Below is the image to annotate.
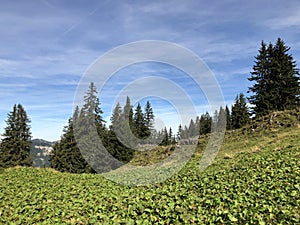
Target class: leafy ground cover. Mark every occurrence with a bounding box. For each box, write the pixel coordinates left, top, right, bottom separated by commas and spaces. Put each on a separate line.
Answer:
0, 147, 299, 224
0, 110, 299, 224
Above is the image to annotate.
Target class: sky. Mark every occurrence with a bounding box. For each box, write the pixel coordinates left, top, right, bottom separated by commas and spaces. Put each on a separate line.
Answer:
0, 0, 300, 141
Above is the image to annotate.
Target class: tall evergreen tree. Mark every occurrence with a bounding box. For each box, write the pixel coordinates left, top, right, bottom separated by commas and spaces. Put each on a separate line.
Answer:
199, 112, 212, 135
231, 93, 250, 129
225, 105, 232, 130
124, 96, 134, 126
50, 115, 94, 173
217, 106, 227, 132
106, 103, 135, 163
110, 102, 122, 129
144, 101, 154, 137
133, 103, 147, 139
81, 82, 106, 134
248, 41, 270, 116
248, 38, 300, 116
168, 127, 173, 141
188, 119, 196, 137
123, 96, 134, 137
74, 82, 116, 173
195, 116, 200, 135
0, 104, 32, 168
271, 38, 300, 109
160, 127, 170, 146
113, 98, 137, 149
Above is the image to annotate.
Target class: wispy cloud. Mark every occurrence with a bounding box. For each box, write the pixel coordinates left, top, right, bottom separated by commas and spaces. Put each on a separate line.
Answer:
264, 6, 300, 30
0, 0, 299, 140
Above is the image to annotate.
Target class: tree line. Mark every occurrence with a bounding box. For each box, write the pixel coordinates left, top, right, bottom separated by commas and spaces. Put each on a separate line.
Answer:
0, 38, 299, 172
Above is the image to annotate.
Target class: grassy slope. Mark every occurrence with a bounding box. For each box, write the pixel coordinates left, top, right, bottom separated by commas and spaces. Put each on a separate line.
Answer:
0, 109, 299, 224
215, 109, 300, 160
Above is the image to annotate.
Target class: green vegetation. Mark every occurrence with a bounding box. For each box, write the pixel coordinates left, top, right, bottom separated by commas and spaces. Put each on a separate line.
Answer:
0, 109, 299, 224
214, 108, 300, 160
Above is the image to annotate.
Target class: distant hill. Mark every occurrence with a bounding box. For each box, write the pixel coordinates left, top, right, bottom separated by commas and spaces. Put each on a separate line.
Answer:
31, 139, 56, 168
31, 139, 57, 147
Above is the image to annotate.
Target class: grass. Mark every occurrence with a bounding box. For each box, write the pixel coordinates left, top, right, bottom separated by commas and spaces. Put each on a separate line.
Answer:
214, 109, 300, 160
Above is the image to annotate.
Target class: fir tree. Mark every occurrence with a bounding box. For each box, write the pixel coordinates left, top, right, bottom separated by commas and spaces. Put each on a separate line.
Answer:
217, 106, 227, 132
123, 96, 134, 138
106, 103, 135, 163
124, 96, 134, 127
271, 38, 300, 109
248, 38, 300, 116
248, 41, 270, 116
133, 103, 147, 139
188, 119, 196, 137
74, 82, 117, 173
110, 102, 122, 129
0, 104, 32, 168
231, 93, 250, 129
115, 97, 147, 149
199, 112, 212, 135
168, 127, 173, 141
225, 105, 232, 130
50, 115, 94, 173
144, 101, 154, 137
160, 127, 169, 146
81, 82, 106, 135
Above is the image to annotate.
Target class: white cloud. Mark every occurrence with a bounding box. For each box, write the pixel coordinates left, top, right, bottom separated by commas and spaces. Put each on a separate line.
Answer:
265, 7, 300, 29
1, 0, 300, 140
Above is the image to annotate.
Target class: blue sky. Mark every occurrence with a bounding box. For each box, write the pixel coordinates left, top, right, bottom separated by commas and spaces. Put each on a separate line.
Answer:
0, 0, 300, 141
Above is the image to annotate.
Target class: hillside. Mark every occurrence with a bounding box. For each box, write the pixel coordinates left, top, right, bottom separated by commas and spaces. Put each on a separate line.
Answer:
31, 139, 55, 168
0, 109, 299, 224
128, 108, 300, 166
215, 108, 300, 159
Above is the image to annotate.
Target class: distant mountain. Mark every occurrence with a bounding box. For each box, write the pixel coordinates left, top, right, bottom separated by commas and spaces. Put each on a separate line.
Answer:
31, 138, 57, 147
31, 139, 56, 168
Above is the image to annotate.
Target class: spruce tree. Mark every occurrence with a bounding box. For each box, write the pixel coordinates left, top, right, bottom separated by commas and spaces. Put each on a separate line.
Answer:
74, 82, 117, 173
133, 103, 147, 139
225, 105, 232, 130
248, 41, 270, 116
110, 102, 122, 130
188, 119, 196, 137
81, 82, 106, 135
106, 103, 135, 163
123, 96, 134, 139
160, 127, 169, 146
124, 96, 134, 128
114, 97, 140, 149
248, 38, 300, 116
0, 104, 32, 168
168, 127, 173, 142
271, 38, 300, 109
199, 112, 212, 135
50, 116, 93, 173
231, 93, 250, 129
144, 101, 154, 137
195, 116, 200, 135
217, 106, 227, 132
